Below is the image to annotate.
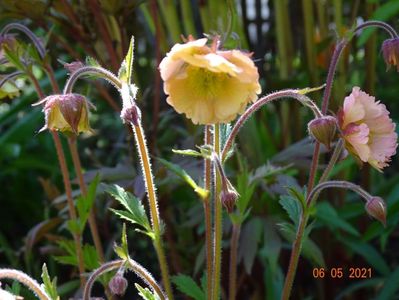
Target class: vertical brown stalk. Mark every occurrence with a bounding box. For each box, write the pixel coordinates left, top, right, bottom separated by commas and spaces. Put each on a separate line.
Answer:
52, 132, 86, 286
68, 138, 105, 263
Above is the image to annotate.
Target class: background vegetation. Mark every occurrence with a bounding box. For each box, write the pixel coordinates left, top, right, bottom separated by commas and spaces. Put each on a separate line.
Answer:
1, 0, 399, 299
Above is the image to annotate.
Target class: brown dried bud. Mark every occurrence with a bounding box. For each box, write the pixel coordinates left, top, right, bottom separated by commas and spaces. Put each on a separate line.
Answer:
365, 197, 387, 227
63, 61, 85, 74
108, 274, 128, 296
308, 115, 337, 150
35, 93, 94, 135
220, 187, 239, 213
382, 38, 399, 72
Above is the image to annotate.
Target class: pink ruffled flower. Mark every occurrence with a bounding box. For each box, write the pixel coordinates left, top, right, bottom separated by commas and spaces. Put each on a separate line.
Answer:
338, 87, 398, 171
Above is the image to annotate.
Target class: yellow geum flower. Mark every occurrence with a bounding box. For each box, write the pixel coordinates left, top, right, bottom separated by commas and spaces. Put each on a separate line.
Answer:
159, 38, 261, 125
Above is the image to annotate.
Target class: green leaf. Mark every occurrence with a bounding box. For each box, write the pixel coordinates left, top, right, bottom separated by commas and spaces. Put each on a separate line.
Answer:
41, 264, 59, 300
279, 195, 302, 227
114, 223, 129, 260
375, 267, 399, 300
118, 36, 135, 84
76, 174, 100, 233
135, 283, 159, 300
2, 44, 25, 71
315, 202, 360, 236
172, 274, 205, 300
157, 158, 209, 200
105, 184, 151, 232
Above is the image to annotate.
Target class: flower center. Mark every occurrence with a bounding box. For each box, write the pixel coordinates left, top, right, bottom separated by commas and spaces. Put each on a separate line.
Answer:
186, 66, 229, 99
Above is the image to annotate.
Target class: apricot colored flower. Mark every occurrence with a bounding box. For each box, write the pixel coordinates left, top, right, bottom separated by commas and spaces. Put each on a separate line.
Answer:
36, 93, 93, 135
338, 87, 397, 171
159, 38, 261, 124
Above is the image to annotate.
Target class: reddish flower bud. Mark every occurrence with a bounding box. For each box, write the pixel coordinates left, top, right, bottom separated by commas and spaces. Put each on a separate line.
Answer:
108, 273, 128, 296
381, 38, 399, 72
35, 93, 93, 135
365, 197, 387, 227
220, 187, 239, 213
308, 115, 337, 150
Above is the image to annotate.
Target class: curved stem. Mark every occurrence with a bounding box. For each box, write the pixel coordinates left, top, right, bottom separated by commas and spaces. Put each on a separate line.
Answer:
228, 224, 241, 300
354, 20, 398, 38
83, 259, 167, 300
0, 71, 23, 88
0, 23, 46, 58
203, 125, 213, 299
131, 122, 174, 300
221, 90, 322, 161
211, 124, 222, 300
0, 269, 51, 300
63, 66, 122, 94
307, 180, 372, 207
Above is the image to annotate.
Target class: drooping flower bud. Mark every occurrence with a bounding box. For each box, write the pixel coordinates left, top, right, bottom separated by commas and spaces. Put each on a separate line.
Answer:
108, 272, 128, 296
381, 38, 399, 72
308, 115, 337, 150
365, 197, 387, 227
220, 187, 239, 213
35, 94, 94, 135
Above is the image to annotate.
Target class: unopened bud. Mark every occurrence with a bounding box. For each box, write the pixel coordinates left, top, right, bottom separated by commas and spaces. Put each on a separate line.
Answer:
108, 273, 128, 296
308, 116, 337, 150
365, 197, 387, 227
121, 104, 141, 126
35, 93, 94, 135
220, 187, 239, 213
0, 287, 18, 300
381, 38, 399, 72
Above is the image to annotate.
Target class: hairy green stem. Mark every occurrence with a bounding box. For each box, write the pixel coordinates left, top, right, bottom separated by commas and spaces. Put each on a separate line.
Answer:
131, 122, 174, 300
0, 269, 51, 300
319, 139, 344, 184
211, 124, 222, 300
